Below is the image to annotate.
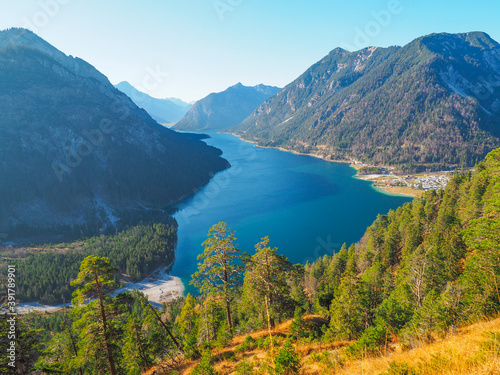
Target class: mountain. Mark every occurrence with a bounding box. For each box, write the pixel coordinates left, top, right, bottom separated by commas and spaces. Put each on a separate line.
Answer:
114, 81, 191, 124
173, 83, 281, 132
230, 32, 500, 170
0, 28, 229, 238
165, 97, 192, 107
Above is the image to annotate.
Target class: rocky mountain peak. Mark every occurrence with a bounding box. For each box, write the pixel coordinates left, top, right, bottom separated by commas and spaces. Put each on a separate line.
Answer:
0, 27, 109, 85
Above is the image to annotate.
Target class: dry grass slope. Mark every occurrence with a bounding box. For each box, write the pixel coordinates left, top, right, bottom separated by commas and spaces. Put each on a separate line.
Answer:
145, 316, 500, 375
333, 317, 500, 375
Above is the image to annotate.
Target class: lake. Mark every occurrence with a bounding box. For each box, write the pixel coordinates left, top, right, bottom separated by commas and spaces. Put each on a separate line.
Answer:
172, 133, 412, 294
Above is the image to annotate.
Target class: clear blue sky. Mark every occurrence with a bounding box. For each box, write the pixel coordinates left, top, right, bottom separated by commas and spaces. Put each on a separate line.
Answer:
0, 0, 498, 102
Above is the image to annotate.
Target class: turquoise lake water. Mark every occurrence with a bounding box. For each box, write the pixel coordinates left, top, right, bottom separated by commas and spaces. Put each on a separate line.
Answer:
172, 133, 412, 293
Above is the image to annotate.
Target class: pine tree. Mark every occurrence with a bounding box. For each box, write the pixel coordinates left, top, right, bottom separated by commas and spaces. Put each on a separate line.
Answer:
122, 313, 153, 374
274, 338, 301, 374
177, 293, 198, 338
178, 294, 201, 360
35, 321, 82, 374
329, 273, 367, 340
191, 222, 243, 333
242, 236, 293, 329
70, 255, 124, 375
198, 294, 224, 344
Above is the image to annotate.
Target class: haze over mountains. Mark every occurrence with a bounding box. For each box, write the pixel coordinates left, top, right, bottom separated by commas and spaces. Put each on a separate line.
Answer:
173, 83, 281, 131
0, 28, 229, 238
230, 32, 500, 170
115, 81, 191, 124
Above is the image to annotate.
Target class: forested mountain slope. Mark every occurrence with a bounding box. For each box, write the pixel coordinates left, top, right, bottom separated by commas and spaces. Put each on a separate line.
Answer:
304, 145, 500, 348
0, 28, 229, 238
230, 32, 500, 170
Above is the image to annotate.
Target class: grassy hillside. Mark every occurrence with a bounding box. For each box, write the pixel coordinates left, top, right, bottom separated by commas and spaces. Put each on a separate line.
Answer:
159, 315, 500, 374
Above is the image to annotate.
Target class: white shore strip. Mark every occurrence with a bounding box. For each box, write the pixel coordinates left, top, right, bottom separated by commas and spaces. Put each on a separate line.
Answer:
16, 302, 71, 314
113, 266, 185, 304
17, 265, 185, 314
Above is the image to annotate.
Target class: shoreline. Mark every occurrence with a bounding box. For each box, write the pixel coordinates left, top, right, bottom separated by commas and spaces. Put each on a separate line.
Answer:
351, 173, 423, 198
225, 132, 354, 164
225, 132, 420, 198
113, 265, 185, 304
368, 183, 422, 198
17, 264, 185, 314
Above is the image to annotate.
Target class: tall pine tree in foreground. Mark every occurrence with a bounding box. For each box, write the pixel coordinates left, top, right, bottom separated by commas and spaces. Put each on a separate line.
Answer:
191, 222, 243, 333
70, 256, 124, 375
242, 236, 294, 329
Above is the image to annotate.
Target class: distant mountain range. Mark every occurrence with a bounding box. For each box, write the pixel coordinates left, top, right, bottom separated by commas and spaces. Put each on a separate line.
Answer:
229, 32, 500, 170
173, 83, 281, 132
0, 28, 229, 239
114, 81, 191, 124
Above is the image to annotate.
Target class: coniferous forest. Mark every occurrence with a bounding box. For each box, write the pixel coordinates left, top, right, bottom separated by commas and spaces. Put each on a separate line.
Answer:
0, 221, 177, 305
2, 146, 500, 374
